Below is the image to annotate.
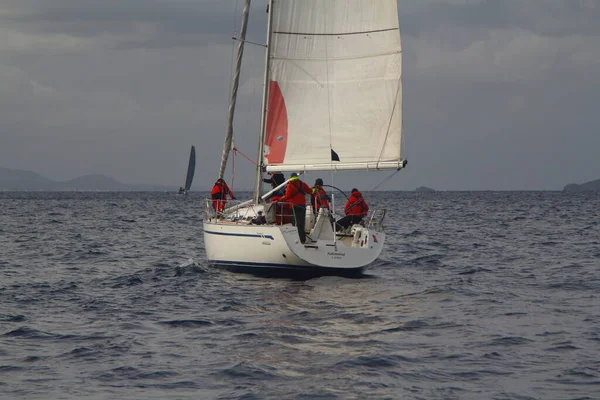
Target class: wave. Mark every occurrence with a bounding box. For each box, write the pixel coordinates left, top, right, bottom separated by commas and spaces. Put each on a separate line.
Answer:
158, 319, 214, 328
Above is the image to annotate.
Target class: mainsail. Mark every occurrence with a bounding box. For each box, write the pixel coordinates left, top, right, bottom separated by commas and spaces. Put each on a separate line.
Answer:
184, 145, 196, 191
262, 0, 403, 172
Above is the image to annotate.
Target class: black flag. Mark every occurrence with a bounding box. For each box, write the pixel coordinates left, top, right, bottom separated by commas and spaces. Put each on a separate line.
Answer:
331, 149, 340, 162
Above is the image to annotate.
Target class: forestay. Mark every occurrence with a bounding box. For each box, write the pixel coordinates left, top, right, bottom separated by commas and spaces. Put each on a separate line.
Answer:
263, 0, 403, 172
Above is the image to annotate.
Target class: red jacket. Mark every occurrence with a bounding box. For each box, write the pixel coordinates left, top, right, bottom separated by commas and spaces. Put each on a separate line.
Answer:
211, 181, 234, 200
281, 177, 311, 206
344, 191, 369, 217
311, 186, 330, 211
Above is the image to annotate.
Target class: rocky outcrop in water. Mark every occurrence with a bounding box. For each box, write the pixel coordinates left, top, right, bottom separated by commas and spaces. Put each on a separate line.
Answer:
415, 186, 436, 192
563, 179, 600, 192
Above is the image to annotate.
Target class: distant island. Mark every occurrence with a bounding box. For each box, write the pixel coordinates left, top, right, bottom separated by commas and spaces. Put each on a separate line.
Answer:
0, 167, 177, 191
563, 178, 600, 192
415, 186, 436, 192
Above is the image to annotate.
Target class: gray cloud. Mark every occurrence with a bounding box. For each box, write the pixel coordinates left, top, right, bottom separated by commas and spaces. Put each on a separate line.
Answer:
0, 1, 242, 62
1, 0, 599, 191
396, 0, 600, 190
403, 0, 600, 39
4, 1, 232, 33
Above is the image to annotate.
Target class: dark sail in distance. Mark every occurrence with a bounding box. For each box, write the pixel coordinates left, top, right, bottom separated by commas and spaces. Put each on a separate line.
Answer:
184, 146, 196, 191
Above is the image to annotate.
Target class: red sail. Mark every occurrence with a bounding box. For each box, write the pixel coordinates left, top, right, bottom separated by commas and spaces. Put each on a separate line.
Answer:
264, 81, 288, 164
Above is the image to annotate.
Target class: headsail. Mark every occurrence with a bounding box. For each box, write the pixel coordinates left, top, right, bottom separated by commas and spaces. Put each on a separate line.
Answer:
262, 0, 404, 172
184, 145, 196, 191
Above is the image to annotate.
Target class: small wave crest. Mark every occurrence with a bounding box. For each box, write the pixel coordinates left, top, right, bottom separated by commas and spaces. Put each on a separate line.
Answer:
0, 314, 25, 322
220, 362, 280, 380
158, 319, 214, 328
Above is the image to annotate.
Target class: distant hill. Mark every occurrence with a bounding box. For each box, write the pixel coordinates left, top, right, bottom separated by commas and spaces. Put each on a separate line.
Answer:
0, 167, 176, 191
0, 168, 56, 190
563, 178, 600, 192
57, 174, 126, 191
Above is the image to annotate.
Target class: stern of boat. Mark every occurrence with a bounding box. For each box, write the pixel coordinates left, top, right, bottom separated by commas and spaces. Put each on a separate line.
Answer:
202, 198, 387, 274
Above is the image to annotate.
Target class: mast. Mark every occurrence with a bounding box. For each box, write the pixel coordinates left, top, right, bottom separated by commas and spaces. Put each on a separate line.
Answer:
218, 0, 252, 180
253, 0, 275, 204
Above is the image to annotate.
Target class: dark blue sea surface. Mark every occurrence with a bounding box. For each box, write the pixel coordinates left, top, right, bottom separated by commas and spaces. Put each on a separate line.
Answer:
1, 191, 599, 399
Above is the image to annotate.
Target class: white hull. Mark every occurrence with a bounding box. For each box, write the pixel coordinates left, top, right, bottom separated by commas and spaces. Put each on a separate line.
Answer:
203, 206, 385, 275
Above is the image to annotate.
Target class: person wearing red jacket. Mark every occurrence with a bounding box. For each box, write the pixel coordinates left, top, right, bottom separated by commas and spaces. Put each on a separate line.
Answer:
336, 188, 369, 230
276, 172, 312, 243
310, 178, 330, 213
210, 178, 235, 213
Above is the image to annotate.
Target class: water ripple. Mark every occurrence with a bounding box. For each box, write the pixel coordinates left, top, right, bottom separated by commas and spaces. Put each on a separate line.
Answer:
0, 191, 598, 399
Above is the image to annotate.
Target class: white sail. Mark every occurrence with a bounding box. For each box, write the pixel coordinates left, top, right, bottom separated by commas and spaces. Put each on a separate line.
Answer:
262, 0, 403, 172
203, 0, 405, 276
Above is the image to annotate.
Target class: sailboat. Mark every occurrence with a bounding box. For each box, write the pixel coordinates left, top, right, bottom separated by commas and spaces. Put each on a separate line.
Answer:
178, 145, 196, 195
203, 0, 406, 275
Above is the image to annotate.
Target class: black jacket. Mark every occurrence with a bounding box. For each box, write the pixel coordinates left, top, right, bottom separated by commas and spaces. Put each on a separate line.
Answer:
263, 172, 285, 187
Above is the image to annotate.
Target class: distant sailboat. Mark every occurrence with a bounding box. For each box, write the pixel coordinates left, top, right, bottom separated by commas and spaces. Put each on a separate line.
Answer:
203, 0, 406, 276
178, 145, 196, 195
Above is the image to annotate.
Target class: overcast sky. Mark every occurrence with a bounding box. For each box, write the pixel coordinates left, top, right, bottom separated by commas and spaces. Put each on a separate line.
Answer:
1, 0, 598, 191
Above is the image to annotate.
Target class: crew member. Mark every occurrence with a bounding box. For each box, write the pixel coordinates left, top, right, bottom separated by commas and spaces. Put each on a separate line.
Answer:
276, 173, 311, 243
311, 178, 330, 213
336, 188, 369, 230
263, 171, 285, 199
210, 178, 235, 213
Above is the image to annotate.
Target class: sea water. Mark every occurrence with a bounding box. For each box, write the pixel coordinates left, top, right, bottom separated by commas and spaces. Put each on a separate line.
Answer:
1, 191, 599, 399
